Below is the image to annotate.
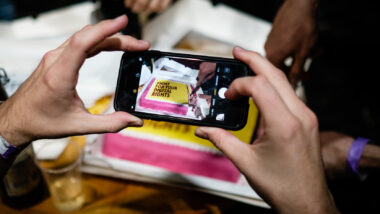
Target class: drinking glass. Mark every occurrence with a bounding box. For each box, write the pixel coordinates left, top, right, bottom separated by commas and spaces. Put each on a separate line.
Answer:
34, 140, 84, 213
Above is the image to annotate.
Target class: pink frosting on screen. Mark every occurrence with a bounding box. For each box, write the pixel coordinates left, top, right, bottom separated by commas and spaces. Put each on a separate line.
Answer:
102, 133, 241, 182
139, 78, 188, 115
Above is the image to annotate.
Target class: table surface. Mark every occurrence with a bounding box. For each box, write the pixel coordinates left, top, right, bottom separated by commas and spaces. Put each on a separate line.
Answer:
1, 173, 273, 214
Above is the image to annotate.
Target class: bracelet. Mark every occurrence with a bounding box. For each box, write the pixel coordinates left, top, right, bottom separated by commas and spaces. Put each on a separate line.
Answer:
347, 137, 369, 177
0, 135, 22, 159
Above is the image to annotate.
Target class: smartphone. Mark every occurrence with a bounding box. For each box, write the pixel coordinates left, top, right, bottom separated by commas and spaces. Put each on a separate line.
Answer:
114, 50, 254, 130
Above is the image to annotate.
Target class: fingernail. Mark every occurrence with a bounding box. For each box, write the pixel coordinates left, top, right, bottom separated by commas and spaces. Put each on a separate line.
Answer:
129, 117, 144, 127
224, 90, 230, 99
114, 15, 126, 23
139, 40, 150, 46
195, 128, 208, 139
234, 46, 245, 52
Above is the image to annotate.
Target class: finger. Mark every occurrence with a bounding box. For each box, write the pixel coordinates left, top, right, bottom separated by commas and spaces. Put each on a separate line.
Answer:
233, 47, 309, 121
225, 76, 292, 126
264, 42, 286, 68
289, 39, 314, 86
288, 52, 306, 87
144, 0, 160, 14
56, 15, 128, 83
125, 0, 134, 7
58, 37, 71, 49
77, 111, 143, 134
132, 0, 149, 13
88, 35, 150, 57
195, 127, 253, 171
158, 0, 171, 12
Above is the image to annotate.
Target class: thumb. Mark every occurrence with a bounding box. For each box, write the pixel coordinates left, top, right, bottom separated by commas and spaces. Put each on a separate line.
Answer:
195, 127, 251, 168
80, 111, 143, 134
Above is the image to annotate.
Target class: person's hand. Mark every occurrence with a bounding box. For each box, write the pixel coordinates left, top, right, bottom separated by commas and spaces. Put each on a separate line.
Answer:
264, 0, 319, 86
124, 0, 172, 15
319, 131, 354, 180
195, 62, 216, 88
195, 47, 338, 213
0, 15, 150, 147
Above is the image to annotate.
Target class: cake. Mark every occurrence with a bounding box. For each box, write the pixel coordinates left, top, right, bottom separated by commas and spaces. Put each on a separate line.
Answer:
139, 78, 191, 115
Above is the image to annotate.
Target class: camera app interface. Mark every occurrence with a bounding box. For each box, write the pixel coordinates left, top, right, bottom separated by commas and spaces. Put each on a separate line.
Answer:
134, 56, 243, 122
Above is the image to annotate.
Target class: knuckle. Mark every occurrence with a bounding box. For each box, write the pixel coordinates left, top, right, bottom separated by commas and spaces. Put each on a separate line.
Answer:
246, 76, 268, 97
42, 68, 58, 91
248, 51, 262, 62
252, 75, 269, 90
208, 129, 225, 147
41, 50, 56, 62
69, 32, 84, 49
272, 68, 288, 81
282, 117, 302, 141
304, 110, 319, 131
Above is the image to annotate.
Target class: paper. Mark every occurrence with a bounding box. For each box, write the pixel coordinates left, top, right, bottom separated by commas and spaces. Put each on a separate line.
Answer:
33, 138, 69, 160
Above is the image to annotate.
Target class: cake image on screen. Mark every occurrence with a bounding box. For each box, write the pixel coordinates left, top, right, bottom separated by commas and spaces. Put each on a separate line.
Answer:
135, 57, 213, 120
139, 78, 191, 115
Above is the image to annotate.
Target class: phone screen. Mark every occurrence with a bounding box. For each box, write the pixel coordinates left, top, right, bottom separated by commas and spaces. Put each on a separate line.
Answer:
115, 51, 252, 130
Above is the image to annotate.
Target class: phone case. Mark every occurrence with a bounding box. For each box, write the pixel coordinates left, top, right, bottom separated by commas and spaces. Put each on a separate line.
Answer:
114, 50, 251, 130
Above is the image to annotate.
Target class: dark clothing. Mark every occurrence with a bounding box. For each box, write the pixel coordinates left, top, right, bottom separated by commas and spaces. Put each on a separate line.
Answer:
304, 1, 380, 213
306, 0, 380, 143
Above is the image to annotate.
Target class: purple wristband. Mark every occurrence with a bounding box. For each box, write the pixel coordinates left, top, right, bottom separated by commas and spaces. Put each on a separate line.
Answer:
0, 135, 22, 159
347, 137, 369, 176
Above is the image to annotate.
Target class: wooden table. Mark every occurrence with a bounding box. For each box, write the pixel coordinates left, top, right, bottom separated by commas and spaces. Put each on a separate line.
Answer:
1, 173, 273, 214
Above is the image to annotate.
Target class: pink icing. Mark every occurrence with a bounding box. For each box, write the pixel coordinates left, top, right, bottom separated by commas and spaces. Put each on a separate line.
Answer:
102, 133, 241, 182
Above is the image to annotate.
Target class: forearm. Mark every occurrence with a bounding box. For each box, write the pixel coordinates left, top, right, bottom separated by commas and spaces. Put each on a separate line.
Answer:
273, 183, 339, 214
0, 106, 25, 178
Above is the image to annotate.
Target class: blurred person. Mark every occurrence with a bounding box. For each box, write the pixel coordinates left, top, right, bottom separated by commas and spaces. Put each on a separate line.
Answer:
192, 61, 216, 95
0, 16, 340, 213
264, 0, 380, 212
124, 0, 172, 15
98, 0, 174, 38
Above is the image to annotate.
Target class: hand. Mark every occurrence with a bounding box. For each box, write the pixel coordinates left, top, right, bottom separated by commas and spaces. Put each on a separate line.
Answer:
194, 62, 216, 89
0, 15, 150, 147
124, 0, 172, 15
195, 47, 338, 213
264, 0, 319, 86
319, 131, 354, 180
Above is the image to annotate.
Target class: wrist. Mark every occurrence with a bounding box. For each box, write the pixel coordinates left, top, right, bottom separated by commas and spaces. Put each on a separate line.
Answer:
346, 137, 369, 178
359, 141, 380, 173
274, 188, 338, 214
0, 102, 29, 147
